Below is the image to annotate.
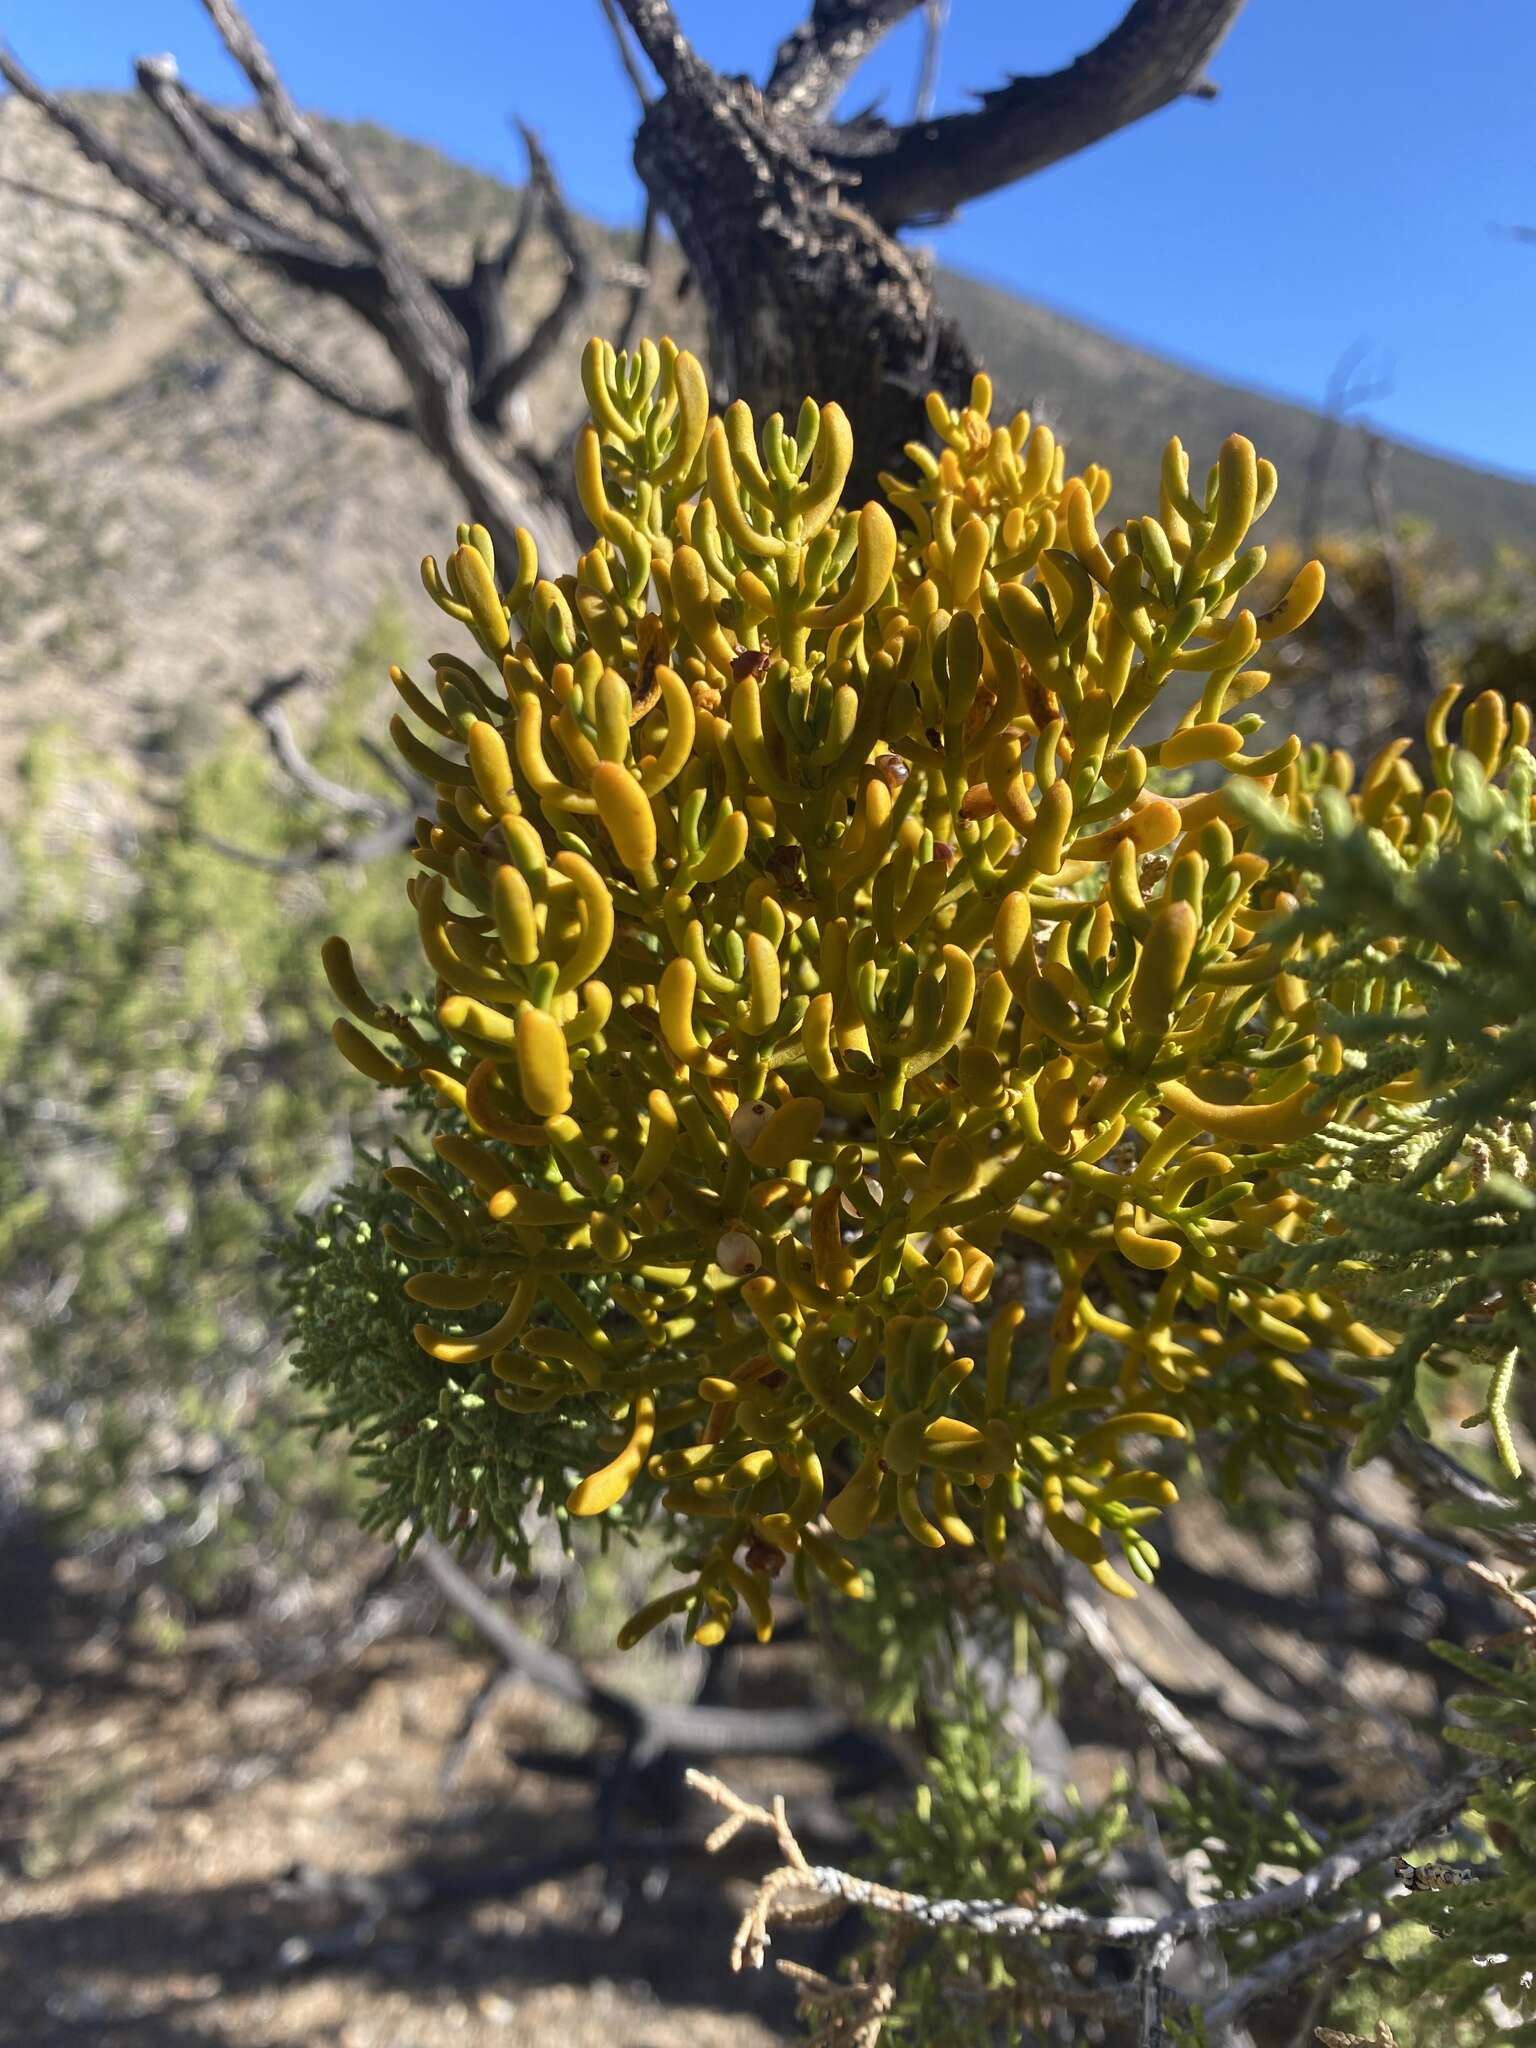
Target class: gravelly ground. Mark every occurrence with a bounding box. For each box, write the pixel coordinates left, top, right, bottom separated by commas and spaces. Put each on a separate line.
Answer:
0, 1573, 795, 2048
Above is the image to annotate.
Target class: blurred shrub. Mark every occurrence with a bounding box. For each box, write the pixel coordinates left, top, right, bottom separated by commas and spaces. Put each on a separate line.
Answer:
0, 603, 420, 1611
1262, 527, 1536, 747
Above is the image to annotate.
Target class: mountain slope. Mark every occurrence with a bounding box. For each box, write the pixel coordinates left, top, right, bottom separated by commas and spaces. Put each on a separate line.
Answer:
2, 94, 1532, 779
942, 271, 1536, 564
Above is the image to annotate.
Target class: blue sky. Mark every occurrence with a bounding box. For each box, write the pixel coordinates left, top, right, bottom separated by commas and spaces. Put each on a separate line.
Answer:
11, 1, 1536, 478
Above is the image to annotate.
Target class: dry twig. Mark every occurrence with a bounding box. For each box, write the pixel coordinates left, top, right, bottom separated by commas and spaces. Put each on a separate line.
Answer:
688, 1756, 1503, 2029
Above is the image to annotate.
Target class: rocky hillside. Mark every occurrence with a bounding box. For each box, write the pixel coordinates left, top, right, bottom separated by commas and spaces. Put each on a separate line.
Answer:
0, 96, 642, 778
2, 91, 1533, 776
946, 272, 1536, 563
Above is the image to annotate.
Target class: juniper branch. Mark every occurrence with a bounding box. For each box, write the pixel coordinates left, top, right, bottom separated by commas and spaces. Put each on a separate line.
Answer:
1202, 1907, 1386, 2028
690, 1757, 1497, 1953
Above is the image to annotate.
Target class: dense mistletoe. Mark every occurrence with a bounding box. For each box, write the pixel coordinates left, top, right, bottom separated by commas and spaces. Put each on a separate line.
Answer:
315, 337, 1525, 1640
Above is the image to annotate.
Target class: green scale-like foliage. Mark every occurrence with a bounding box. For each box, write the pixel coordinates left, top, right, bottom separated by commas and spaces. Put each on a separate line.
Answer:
854, 1695, 1135, 2045
1233, 719, 1536, 1473
1392, 1638, 1536, 2033
281, 1131, 630, 1573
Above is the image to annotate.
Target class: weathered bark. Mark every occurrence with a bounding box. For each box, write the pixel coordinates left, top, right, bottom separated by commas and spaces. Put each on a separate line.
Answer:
618, 0, 1244, 486
634, 80, 978, 497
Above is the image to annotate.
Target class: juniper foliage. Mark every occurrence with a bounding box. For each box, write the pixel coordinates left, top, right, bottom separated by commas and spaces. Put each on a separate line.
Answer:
1224, 732, 1536, 2036
1234, 738, 1536, 1472
281, 1133, 645, 1573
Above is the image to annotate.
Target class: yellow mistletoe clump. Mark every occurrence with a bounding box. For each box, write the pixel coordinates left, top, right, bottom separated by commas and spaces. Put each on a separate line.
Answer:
326, 335, 1402, 1647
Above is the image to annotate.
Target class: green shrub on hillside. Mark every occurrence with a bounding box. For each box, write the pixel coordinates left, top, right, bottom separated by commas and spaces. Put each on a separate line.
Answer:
0, 604, 420, 1609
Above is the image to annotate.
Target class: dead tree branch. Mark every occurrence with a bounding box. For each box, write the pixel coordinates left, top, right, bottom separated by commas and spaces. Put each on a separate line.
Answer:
913, 0, 949, 121
615, 0, 1245, 487
413, 1532, 857, 1764
814, 0, 1245, 230
1308, 1358, 1536, 1564
694, 1758, 1492, 1947
1136, 1933, 1179, 2046
12, 0, 1252, 518
475, 125, 599, 426
690, 1755, 1495, 2019
1062, 1581, 1268, 1793
245, 671, 398, 820
1202, 1908, 1385, 2029
1299, 339, 1392, 558
0, 173, 406, 424
615, 196, 660, 357
194, 815, 419, 873
609, 0, 704, 95
184, 667, 423, 870
598, 0, 657, 109
766, 1, 926, 122
1362, 429, 1439, 706
0, 3, 638, 561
